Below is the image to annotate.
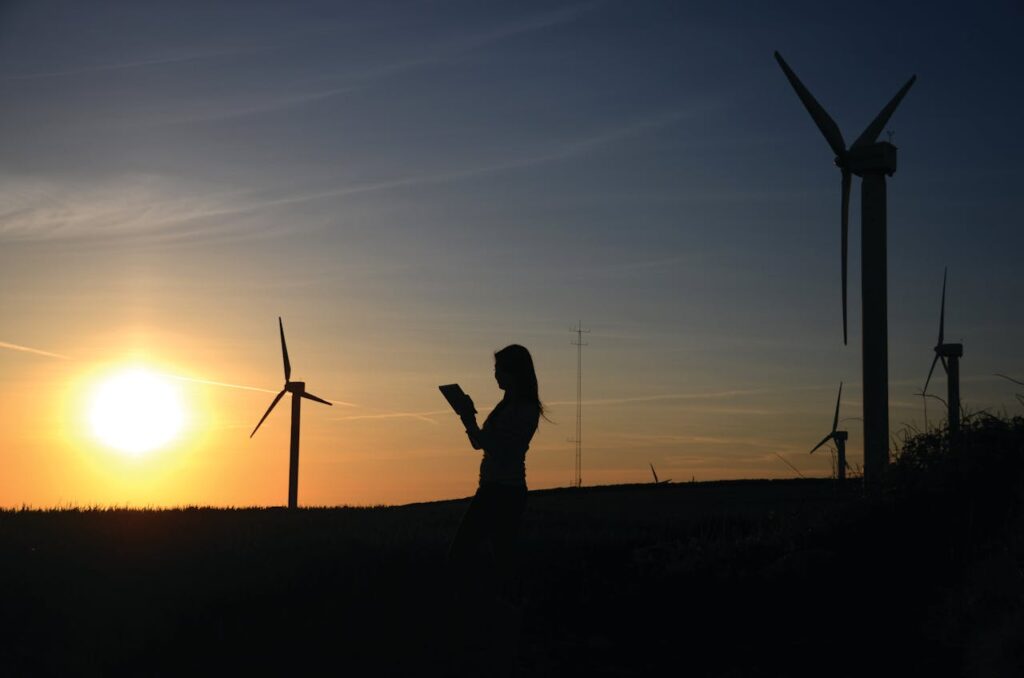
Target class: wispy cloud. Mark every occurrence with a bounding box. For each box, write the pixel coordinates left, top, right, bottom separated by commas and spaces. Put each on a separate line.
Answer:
604, 431, 800, 453
546, 384, 829, 408
0, 175, 253, 243
158, 373, 276, 396
0, 341, 70, 360
0, 343, 359, 407
331, 409, 447, 426
129, 3, 602, 126
0, 106, 694, 244
0, 19, 371, 82
208, 107, 702, 211
661, 451, 796, 468
160, 373, 357, 407
0, 48, 253, 81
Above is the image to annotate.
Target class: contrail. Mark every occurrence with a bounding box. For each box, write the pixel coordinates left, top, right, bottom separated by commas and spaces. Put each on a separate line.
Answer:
0, 341, 71, 360
332, 410, 446, 425
0, 341, 358, 406
159, 373, 279, 395
159, 373, 357, 407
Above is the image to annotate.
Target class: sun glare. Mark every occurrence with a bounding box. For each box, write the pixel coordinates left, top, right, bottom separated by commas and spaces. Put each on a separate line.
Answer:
88, 368, 186, 456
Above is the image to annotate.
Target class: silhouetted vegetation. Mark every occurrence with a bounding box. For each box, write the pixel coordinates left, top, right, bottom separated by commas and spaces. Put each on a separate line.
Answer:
891, 412, 1024, 526
1, 419, 1021, 676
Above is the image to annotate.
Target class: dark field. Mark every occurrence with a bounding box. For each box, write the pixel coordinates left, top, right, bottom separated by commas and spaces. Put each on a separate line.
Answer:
1, 471, 1021, 676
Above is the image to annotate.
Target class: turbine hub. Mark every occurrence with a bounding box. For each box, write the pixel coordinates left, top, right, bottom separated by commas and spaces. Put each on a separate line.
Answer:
935, 343, 963, 358
286, 381, 306, 394
834, 431, 849, 441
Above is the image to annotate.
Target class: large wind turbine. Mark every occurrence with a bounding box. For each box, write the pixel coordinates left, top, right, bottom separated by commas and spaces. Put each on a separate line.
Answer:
251, 317, 332, 509
923, 268, 963, 441
775, 51, 916, 492
810, 382, 848, 483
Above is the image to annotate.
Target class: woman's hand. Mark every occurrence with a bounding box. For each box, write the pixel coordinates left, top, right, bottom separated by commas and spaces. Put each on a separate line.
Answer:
460, 395, 481, 442
460, 409, 477, 431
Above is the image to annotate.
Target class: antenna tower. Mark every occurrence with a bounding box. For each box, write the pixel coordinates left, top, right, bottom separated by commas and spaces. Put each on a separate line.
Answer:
570, 322, 589, 488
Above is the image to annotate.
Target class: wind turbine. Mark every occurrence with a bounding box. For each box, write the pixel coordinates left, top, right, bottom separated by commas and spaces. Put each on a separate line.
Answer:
923, 268, 963, 441
774, 51, 916, 492
810, 382, 848, 483
250, 317, 332, 509
649, 463, 671, 485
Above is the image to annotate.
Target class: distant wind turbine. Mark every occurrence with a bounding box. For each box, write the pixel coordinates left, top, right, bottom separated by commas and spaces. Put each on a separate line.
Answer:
774, 51, 916, 492
649, 463, 671, 485
923, 268, 963, 441
810, 382, 849, 483
250, 317, 332, 509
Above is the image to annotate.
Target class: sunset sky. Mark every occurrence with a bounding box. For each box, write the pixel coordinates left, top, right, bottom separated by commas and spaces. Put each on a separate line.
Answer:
1, 0, 1022, 507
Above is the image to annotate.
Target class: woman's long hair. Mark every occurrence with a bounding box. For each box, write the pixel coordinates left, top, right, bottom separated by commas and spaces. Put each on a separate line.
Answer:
495, 344, 546, 419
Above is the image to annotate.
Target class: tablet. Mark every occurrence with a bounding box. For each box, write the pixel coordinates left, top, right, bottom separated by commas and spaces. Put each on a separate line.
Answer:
439, 383, 475, 415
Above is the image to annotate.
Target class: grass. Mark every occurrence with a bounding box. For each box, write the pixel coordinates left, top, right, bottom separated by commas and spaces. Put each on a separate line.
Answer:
0, 417, 1021, 676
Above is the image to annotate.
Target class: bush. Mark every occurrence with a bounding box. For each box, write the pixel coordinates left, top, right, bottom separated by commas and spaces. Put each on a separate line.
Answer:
890, 413, 1024, 538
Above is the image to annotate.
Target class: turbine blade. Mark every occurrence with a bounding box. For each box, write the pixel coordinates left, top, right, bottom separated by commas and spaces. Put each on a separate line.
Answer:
773, 51, 847, 157
649, 463, 658, 483
995, 373, 1024, 387
938, 267, 947, 346
832, 382, 843, 434
924, 353, 940, 394
850, 74, 917, 149
810, 433, 832, 454
940, 356, 948, 375
841, 169, 850, 345
251, 389, 287, 438
279, 317, 291, 382
301, 391, 332, 406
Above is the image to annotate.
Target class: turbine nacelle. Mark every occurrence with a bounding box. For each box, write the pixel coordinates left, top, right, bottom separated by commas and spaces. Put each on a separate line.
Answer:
845, 142, 898, 177
934, 343, 963, 358
250, 319, 332, 440
811, 429, 847, 454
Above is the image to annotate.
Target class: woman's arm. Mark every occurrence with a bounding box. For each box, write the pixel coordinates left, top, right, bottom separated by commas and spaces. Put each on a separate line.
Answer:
461, 412, 484, 450
463, 403, 538, 454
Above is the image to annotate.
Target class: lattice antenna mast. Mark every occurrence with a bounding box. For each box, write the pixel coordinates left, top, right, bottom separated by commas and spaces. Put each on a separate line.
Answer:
570, 322, 590, 488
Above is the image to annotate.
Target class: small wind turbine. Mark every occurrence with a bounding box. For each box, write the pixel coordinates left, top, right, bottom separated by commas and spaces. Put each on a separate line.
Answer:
775, 51, 916, 492
649, 463, 671, 485
923, 268, 963, 440
811, 382, 848, 483
250, 317, 332, 509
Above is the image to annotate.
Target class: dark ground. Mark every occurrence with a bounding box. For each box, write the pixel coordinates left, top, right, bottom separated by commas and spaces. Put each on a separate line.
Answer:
1, 429, 1022, 677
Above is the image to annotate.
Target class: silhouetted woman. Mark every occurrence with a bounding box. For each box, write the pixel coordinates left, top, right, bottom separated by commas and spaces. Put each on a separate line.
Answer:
448, 344, 544, 605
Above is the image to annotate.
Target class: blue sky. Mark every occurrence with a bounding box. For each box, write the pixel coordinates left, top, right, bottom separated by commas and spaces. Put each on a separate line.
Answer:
1, 0, 1022, 505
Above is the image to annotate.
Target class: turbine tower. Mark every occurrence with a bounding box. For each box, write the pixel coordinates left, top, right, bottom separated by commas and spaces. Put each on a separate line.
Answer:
811, 382, 848, 483
570, 322, 589, 489
775, 51, 916, 492
923, 268, 963, 441
251, 317, 332, 509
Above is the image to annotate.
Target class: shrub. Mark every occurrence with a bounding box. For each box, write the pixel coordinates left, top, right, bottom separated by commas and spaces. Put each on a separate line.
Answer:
890, 412, 1024, 538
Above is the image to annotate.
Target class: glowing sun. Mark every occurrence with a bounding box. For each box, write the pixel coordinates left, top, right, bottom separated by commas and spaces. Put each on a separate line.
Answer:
88, 368, 186, 455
